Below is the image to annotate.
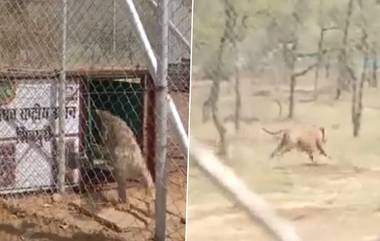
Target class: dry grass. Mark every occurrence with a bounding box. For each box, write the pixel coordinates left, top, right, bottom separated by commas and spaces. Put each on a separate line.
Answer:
187, 76, 380, 241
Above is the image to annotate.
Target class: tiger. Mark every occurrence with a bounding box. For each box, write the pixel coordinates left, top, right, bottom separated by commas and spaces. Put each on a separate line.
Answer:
262, 126, 330, 163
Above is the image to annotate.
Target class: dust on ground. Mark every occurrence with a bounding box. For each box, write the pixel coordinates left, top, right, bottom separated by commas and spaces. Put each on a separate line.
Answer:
0, 170, 186, 241
187, 77, 380, 241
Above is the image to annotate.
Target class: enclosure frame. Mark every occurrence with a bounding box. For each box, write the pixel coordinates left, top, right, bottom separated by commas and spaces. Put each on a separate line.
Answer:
0, 68, 157, 192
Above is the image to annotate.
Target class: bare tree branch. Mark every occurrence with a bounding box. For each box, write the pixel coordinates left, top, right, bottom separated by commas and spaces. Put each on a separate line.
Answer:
293, 62, 318, 78
321, 26, 339, 32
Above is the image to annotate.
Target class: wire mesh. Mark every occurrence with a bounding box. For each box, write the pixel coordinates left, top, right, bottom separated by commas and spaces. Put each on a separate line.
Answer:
0, 0, 190, 240
166, 2, 190, 240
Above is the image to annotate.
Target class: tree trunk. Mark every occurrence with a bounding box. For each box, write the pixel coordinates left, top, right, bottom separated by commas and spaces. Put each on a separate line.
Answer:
325, 58, 330, 79
352, 30, 368, 137
233, 62, 241, 131
282, 41, 297, 119
371, 50, 378, 87
314, 0, 324, 100
211, 99, 227, 155
208, 53, 227, 155
314, 27, 324, 100
202, 0, 240, 156
353, 59, 366, 137
351, 70, 358, 137
288, 75, 296, 119
336, 0, 354, 99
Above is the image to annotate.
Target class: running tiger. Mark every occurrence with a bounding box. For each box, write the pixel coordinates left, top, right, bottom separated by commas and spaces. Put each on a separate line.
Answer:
262, 126, 330, 163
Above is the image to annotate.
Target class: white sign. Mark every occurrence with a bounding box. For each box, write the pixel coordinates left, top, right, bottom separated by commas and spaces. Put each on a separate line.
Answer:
0, 78, 81, 193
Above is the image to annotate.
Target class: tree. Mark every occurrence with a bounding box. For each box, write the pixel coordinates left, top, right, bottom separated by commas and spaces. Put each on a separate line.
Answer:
313, 0, 339, 99
335, 0, 355, 100
270, 8, 317, 119
351, 0, 377, 137
202, 0, 234, 156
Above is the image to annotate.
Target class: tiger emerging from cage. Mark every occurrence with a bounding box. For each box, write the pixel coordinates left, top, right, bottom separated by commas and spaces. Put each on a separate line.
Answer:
95, 109, 155, 211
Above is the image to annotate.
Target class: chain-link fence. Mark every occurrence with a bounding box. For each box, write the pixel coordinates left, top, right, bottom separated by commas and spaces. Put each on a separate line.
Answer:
0, 0, 190, 240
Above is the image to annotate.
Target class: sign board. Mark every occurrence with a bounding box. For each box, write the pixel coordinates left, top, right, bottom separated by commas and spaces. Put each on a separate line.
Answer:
0, 78, 81, 193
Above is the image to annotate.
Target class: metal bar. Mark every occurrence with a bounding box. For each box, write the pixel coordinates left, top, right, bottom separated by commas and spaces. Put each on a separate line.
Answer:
123, 1, 189, 157
146, 0, 191, 52
122, 3, 189, 239
168, 21, 190, 52
154, 0, 169, 240
124, 0, 158, 80
58, 0, 68, 193
167, 94, 188, 156
144, 75, 157, 180
190, 139, 304, 241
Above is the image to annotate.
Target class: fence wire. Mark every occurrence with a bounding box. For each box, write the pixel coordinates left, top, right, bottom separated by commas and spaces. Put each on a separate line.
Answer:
0, 0, 190, 240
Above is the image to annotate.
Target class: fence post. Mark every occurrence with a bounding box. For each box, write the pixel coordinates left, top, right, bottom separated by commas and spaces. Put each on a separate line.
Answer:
122, 1, 188, 238
154, 0, 169, 240
146, 0, 191, 52
58, 0, 68, 193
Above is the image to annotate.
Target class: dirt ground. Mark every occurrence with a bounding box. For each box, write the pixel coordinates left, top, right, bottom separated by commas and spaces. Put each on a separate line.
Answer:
187, 76, 380, 241
0, 169, 186, 241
